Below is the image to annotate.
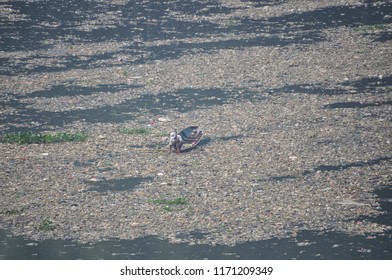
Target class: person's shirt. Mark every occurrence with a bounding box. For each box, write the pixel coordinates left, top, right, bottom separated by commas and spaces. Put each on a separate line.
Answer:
169, 134, 182, 145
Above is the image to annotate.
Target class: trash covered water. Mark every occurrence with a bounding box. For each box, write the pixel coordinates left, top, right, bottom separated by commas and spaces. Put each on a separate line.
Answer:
1, 0, 391, 255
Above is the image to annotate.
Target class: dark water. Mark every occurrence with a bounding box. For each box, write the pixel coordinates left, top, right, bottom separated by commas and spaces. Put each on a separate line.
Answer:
1, 229, 391, 260
1, 0, 392, 259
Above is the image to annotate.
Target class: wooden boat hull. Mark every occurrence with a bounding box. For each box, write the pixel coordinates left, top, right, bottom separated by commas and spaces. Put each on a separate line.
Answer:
178, 126, 203, 152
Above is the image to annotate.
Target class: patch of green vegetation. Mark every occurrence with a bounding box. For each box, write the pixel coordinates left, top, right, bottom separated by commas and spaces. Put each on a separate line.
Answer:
148, 197, 187, 212
150, 197, 187, 205
119, 127, 151, 135
38, 218, 56, 231
146, 79, 153, 86
360, 24, 387, 32
2, 131, 88, 144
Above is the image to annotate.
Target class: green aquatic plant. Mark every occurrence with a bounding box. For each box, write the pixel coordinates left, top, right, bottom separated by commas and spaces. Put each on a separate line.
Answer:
38, 218, 56, 231
119, 127, 150, 135
360, 24, 387, 32
2, 131, 88, 144
148, 197, 187, 212
150, 197, 187, 205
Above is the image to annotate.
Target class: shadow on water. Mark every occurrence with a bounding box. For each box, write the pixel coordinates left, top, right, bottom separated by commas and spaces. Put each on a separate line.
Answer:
298, 157, 392, 180
198, 137, 212, 147
0, 0, 233, 52
85, 177, 152, 193
268, 75, 392, 96
309, 157, 392, 174
258, 157, 392, 182
324, 100, 392, 109
1, 87, 262, 133
268, 84, 346, 95
269, 2, 392, 31
29, 83, 143, 98
1, 1, 391, 74
342, 75, 392, 91
242, 0, 288, 8
372, 31, 392, 43
4, 0, 390, 51
116, 1, 392, 65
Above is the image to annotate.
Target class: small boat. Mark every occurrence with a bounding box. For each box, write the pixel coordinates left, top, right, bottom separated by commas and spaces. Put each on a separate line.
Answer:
169, 126, 203, 154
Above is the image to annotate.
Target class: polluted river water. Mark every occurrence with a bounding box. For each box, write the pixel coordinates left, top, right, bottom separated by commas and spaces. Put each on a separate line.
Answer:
1, 185, 391, 259
1, 0, 392, 259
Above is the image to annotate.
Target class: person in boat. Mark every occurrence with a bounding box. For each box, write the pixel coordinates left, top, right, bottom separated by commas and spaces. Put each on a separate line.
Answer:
190, 128, 198, 138
169, 131, 183, 154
